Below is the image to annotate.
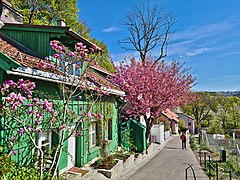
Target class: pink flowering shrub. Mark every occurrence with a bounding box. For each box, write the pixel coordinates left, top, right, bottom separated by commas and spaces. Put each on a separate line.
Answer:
38, 40, 97, 74
0, 40, 107, 179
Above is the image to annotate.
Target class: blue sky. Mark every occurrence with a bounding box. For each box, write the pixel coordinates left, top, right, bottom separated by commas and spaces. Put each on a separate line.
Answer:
78, 0, 240, 92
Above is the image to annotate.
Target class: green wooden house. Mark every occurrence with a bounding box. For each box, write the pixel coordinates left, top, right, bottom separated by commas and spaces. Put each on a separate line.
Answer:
0, 12, 125, 173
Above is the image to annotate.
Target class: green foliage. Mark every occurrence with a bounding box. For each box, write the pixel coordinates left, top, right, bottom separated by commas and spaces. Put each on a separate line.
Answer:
179, 126, 188, 132
90, 155, 117, 170
181, 92, 218, 132
199, 142, 210, 151
91, 38, 115, 73
164, 125, 170, 131
223, 157, 240, 177
224, 159, 234, 170
9, 0, 80, 30
235, 168, 240, 176
0, 154, 14, 178
112, 152, 129, 162
121, 130, 137, 152
0, 154, 40, 180
190, 141, 197, 150
178, 119, 185, 128
205, 160, 216, 177
206, 120, 223, 134
8, 166, 39, 180
179, 119, 188, 132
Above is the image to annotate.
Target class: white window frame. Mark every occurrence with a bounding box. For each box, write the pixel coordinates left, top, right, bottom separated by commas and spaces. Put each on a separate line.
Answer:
89, 122, 97, 148
38, 131, 52, 154
49, 56, 81, 76
104, 120, 109, 140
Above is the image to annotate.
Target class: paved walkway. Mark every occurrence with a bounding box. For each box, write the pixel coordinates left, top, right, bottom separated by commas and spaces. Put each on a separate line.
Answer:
126, 136, 208, 180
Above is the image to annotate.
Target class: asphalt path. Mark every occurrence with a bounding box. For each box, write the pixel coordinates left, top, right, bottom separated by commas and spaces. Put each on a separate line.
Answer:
127, 136, 208, 180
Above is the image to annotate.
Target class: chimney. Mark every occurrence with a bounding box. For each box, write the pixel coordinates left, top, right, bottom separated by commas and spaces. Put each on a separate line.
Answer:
0, 0, 23, 24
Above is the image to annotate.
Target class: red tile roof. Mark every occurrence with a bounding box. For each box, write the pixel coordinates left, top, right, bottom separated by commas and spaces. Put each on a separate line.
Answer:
0, 35, 41, 69
162, 109, 179, 122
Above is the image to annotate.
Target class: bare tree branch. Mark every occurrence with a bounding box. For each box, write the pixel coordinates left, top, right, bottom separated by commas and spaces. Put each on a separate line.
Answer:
120, 0, 176, 63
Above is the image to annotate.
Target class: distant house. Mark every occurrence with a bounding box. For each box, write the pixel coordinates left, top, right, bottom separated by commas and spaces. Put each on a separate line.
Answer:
160, 109, 179, 134
0, 0, 125, 172
175, 109, 195, 134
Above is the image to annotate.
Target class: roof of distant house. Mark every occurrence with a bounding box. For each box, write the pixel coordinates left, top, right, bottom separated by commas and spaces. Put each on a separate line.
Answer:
174, 108, 194, 120
162, 109, 179, 122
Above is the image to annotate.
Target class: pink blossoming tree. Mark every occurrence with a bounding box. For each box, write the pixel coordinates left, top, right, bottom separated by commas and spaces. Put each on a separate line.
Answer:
111, 58, 195, 140
0, 41, 108, 179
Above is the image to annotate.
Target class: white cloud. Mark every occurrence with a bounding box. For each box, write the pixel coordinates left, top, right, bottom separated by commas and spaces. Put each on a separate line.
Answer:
226, 51, 240, 56
173, 21, 237, 42
166, 20, 239, 58
186, 47, 209, 57
102, 26, 120, 33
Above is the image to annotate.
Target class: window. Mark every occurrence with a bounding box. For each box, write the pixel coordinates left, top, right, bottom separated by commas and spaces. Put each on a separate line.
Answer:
89, 122, 96, 148
38, 131, 52, 154
48, 56, 82, 76
104, 121, 108, 140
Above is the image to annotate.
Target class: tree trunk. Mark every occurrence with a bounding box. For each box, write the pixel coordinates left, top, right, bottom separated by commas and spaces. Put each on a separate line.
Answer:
50, 132, 65, 179
39, 149, 44, 180
197, 120, 201, 144
145, 116, 154, 142
146, 124, 152, 142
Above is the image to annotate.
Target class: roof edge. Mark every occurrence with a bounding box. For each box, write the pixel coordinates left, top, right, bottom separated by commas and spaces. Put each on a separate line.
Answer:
7, 66, 124, 96
0, 51, 20, 70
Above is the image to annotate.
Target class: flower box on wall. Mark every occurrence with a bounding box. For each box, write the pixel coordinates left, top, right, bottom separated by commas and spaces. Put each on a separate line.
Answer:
134, 153, 143, 164
123, 154, 135, 169
97, 159, 123, 178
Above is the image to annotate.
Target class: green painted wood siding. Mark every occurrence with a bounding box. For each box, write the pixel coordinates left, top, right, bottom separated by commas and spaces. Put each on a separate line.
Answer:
1, 29, 51, 57
0, 68, 4, 85
0, 98, 36, 165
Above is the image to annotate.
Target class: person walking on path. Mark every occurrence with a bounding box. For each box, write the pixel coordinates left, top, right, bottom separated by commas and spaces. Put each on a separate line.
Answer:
180, 132, 187, 150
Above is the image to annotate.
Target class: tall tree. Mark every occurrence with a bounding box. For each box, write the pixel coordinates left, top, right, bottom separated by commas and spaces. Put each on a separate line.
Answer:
9, 0, 88, 36
215, 94, 231, 134
227, 96, 240, 131
120, 0, 176, 64
181, 92, 218, 133
112, 58, 194, 140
